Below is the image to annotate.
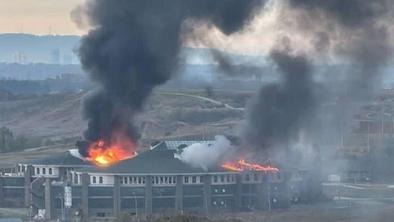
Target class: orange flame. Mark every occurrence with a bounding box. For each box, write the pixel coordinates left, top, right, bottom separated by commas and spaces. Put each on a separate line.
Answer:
87, 133, 137, 166
222, 159, 279, 172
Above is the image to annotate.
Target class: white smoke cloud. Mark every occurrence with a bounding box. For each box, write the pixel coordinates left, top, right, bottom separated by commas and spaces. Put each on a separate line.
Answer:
176, 135, 235, 171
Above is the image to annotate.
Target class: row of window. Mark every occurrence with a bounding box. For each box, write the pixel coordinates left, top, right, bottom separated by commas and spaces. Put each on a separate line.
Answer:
153, 176, 175, 185
72, 174, 106, 185
17, 165, 56, 176
92, 176, 104, 184
72, 173, 270, 185
184, 176, 202, 184
17, 165, 26, 173
212, 174, 236, 184
121, 176, 202, 185
211, 173, 267, 184
242, 173, 260, 183
121, 176, 146, 185
35, 167, 53, 176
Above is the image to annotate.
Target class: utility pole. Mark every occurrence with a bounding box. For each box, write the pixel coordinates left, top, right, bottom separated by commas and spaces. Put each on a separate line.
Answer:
267, 184, 271, 212
58, 193, 64, 221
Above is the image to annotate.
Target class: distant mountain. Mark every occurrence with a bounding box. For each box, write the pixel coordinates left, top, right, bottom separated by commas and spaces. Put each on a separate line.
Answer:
0, 33, 80, 64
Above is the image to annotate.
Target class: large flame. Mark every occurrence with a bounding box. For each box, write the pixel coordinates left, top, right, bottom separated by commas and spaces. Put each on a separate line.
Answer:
87, 133, 137, 167
222, 159, 279, 172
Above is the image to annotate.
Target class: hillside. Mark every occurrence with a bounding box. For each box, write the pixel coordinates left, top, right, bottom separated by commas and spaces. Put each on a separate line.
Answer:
0, 89, 251, 143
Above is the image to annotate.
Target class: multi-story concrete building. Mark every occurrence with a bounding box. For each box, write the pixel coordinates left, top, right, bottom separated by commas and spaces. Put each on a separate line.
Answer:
0, 141, 318, 221
0, 149, 89, 218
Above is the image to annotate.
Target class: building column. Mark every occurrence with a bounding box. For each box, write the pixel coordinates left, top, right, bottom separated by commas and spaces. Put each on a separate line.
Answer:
0, 176, 4, 207
44, 178, 54, 220
175, 175, 183, 213
113, 176, 121, 218
81, 173, 90, 222
145, 176, 152, 215
24, 165, 33, 207
234, 174, 242, 211
31, 177, 45, 216
257, 173, 269, 210
282, 172, 291, 208
203, 174, 211, 214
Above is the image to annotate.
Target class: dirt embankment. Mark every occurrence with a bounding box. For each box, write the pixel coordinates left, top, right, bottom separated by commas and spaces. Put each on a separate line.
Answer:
0, 89, 252, 143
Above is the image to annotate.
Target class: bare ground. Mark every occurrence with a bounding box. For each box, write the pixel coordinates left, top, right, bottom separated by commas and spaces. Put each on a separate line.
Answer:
0, 90, 251, 141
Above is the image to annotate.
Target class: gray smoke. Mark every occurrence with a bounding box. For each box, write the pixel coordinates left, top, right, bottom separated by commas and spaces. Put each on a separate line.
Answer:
74, 0, 264, 155
211, 49, 263, 78
176, 135, 235, 171
243, 46, 315, 154
243, 0, 394, 156
287, 0, 394, 98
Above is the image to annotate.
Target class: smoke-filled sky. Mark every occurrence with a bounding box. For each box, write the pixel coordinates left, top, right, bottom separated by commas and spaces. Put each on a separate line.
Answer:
1, 0, 392, 58
0, 0, 85, 35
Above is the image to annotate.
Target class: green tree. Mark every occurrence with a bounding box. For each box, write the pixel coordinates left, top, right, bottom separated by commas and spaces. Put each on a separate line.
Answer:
0, 127, 14, 152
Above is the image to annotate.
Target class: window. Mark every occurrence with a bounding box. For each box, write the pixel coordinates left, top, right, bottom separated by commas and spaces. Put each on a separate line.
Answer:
92, 176, 97, 184
213, 175, 218, 183
155, 177, 159, 184
164, 176, 168, 184
160, 177, 164, 184
134, 177, 138, 184
169, 177, 172, 184
97, 212, 105, 217
245, 174, 250, 182
129, 177, 133, 184
75, 174, 79, 184
254, 174, 259, 182
220, 175, 225, 183
200, 176, 204, 183
36, 168, 40, 175
49, 168, 52, 175
123, 177, 128, 184
138, 177, 142, 184
42, 168, 46, 175
184, 176, 189, 184
99, 177, 103, 184
192, 176, 197, 183
142, 177, 146, 184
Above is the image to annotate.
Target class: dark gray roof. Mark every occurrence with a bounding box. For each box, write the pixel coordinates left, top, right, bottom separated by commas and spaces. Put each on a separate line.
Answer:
23, 150, 90, 166
85, 149, 228, 174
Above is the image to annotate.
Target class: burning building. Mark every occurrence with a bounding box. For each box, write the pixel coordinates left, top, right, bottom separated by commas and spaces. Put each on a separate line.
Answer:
0, 138, 319, 221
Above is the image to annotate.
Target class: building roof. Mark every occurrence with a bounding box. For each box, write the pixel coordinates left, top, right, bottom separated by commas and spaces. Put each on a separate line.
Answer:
151, 140, 214, 152
23, 149, 90, 166
84, 149, 228, 175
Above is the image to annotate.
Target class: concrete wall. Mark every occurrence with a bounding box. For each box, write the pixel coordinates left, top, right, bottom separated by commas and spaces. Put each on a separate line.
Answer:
32, 171, 308, 220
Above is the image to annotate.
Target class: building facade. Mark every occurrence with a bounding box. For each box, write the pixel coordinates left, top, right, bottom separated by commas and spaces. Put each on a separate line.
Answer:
0, 143, 318, 221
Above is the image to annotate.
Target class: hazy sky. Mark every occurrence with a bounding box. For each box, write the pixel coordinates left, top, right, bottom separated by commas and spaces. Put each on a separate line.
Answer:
0, 0, 85, 35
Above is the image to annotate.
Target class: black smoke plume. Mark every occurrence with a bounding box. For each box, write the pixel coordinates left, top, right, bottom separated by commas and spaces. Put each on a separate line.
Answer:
75, 0, 264, 155
243, 46, 315, 154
